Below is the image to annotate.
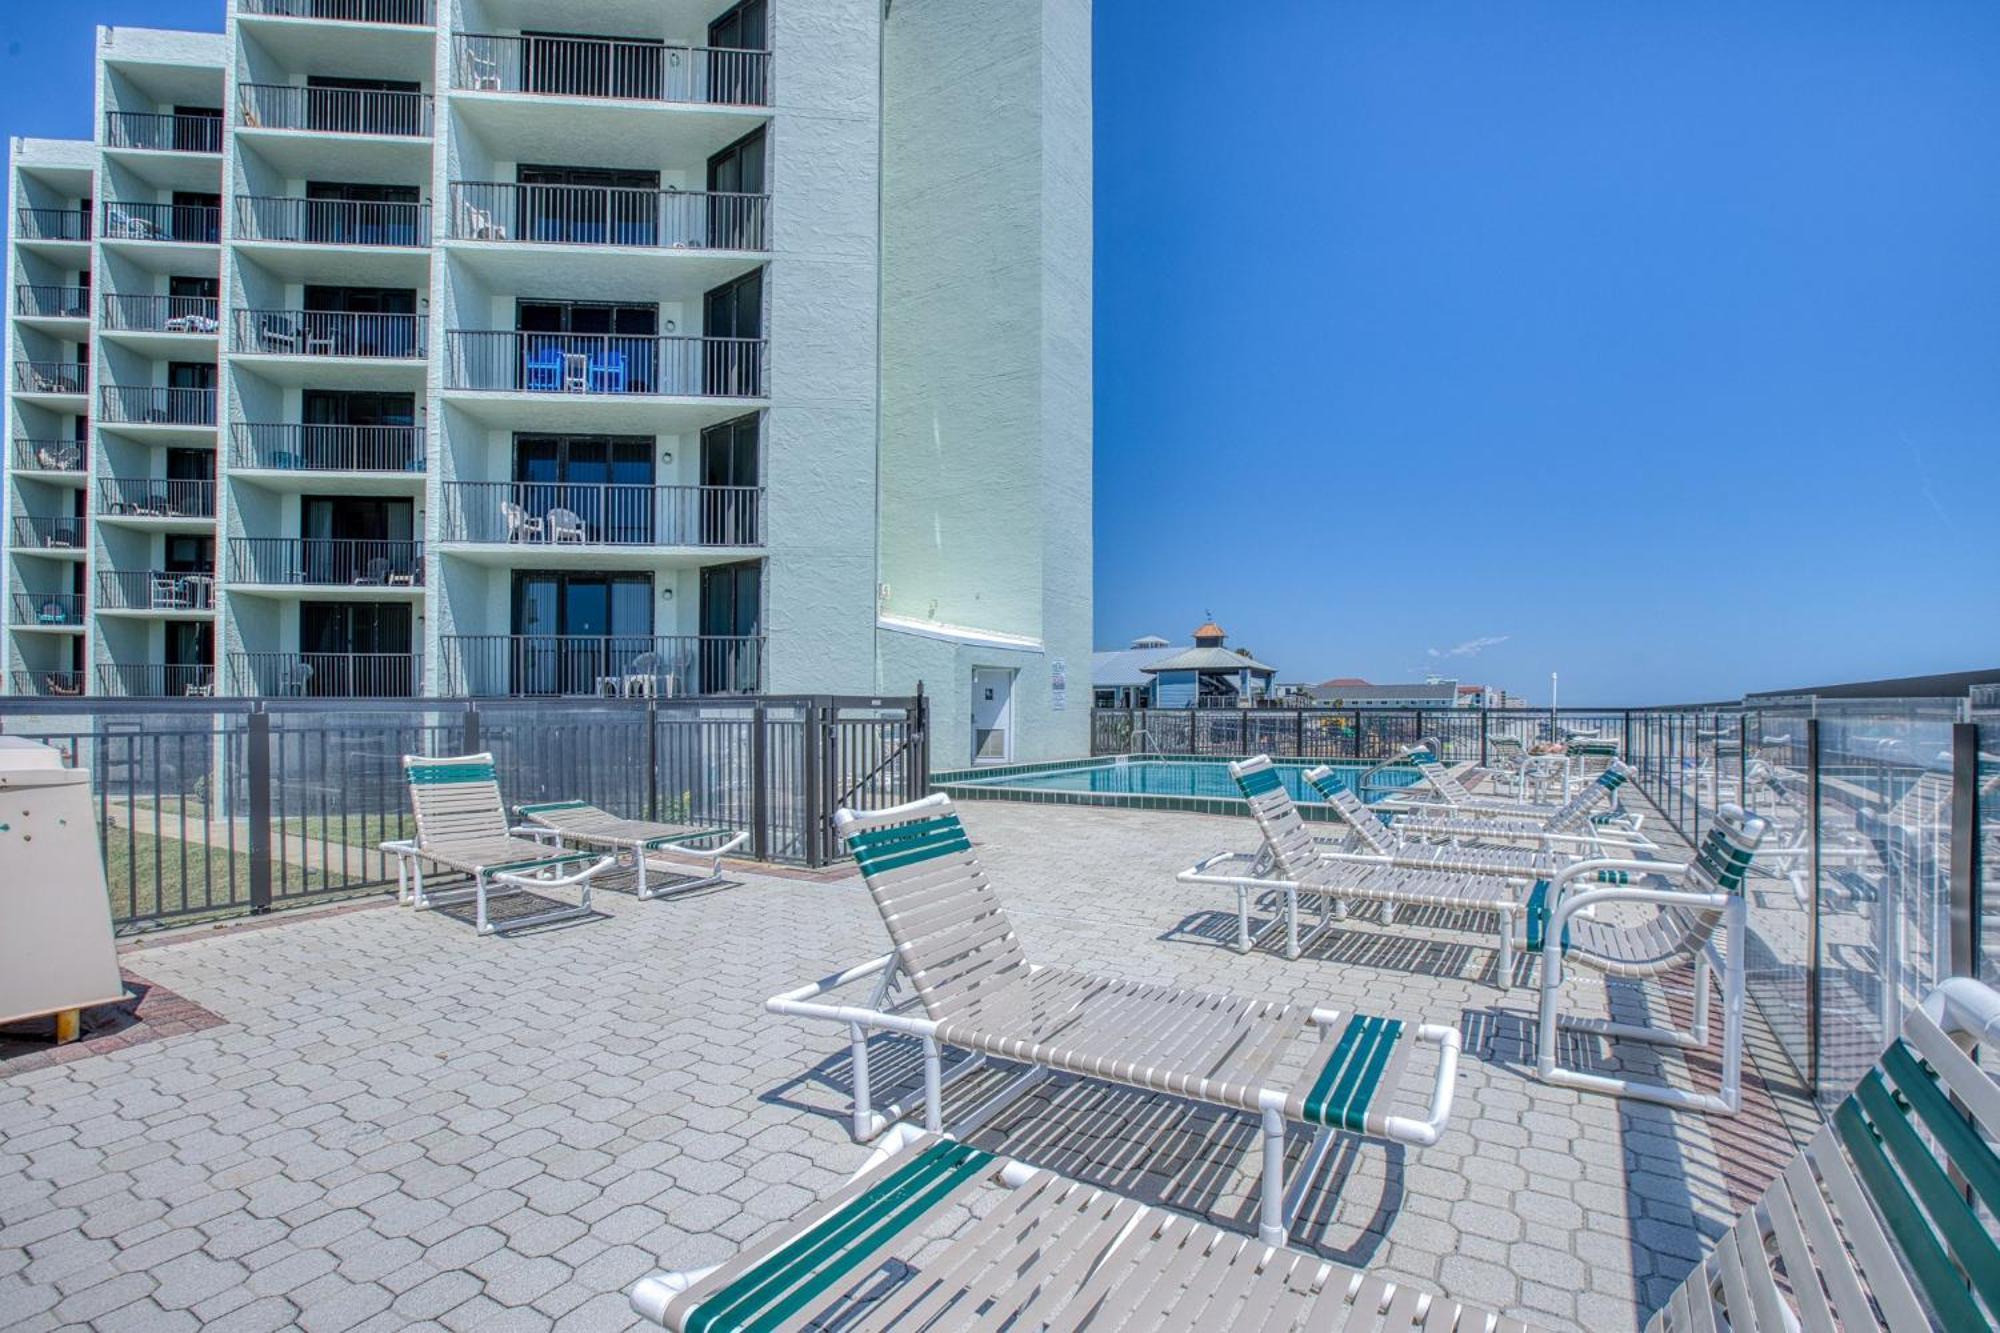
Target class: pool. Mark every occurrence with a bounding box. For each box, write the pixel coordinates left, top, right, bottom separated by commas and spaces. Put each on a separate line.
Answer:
931, 755, 1423, 819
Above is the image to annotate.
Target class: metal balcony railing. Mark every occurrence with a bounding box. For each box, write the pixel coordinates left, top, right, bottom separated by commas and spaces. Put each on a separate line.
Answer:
97, 662, 216, 697
451, 33, 771, 106
11, 438, 87, 473
11, 516, 85, 550
439, 480, 763, 547
233, 309, 428, 358
98, 477, 216, 520
448, 182, 769, 251
98, 568, 217, 612
231, 423, 424, 472
12, 591, 85, 627
228, 537, 424, 587
235, 194, 431, 246
231, 651, 423, 698
15, 285, 90, 319
104, 111, 222, 153
99, 385, 217, 426
444, 331, 766, 397
14, 361, 87, 395
102, 294, 220, 334
238, 83, 434, 136
438, 633, 765, 697
238, 0, 435, 22
10, 669, 86, 696
15, 207, 91, 242
103, 200, 221, 244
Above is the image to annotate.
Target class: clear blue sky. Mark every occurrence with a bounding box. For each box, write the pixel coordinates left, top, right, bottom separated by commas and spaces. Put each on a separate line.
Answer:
5, 4, 1995, 703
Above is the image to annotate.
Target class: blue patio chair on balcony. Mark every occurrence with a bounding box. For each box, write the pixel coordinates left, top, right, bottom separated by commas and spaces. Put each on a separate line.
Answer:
524, 344, 564, 392
587, 349, 627, 394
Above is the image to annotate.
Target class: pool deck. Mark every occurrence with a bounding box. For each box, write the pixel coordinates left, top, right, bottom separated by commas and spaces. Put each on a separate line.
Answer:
0, 784, 1816, 1332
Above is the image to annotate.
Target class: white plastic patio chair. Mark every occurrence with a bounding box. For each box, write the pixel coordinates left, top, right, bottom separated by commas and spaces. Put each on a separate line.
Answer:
546, 507, 586, 543
501, 500, 543, 543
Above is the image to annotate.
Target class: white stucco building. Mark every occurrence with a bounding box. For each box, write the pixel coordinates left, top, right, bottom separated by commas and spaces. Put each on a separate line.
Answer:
3, 0, 1092, 767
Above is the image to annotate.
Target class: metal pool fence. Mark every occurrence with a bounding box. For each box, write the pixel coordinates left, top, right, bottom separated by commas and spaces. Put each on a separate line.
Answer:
0, 693, 928, 934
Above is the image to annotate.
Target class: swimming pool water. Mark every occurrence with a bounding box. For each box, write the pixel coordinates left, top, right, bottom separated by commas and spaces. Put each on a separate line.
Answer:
949, 759, 1419, 803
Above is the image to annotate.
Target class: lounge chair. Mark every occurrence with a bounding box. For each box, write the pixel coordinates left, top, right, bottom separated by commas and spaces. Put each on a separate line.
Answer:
1179, 756, 1537, 973
1389, 760, 1653, 853
381, 752, 613, 935
1534, 803, 1767, 1113
635, 977, 2000, 1333
1382, 744, 1633, 824
516, 801, 747, 900
768, 792, 1463, 1247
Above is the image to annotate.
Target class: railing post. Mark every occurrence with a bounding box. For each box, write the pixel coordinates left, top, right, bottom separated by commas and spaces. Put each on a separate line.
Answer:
247, 706, 272, 915
1479, 708, 1490, 767
1623, 709, 1633, 765
750, 702, 769, 862
1949, 721, 1982, 980
1294, 708, 1304, 759
1805, 716, 1823, 1095
802, 697, 825, 867
462, 701, 480, 754
645, 697, 659, 821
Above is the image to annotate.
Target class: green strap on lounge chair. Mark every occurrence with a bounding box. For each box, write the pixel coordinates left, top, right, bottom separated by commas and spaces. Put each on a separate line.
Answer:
1524, 882, 1571, 956
1237, 763, 1285, 798
847, 813, 973, 875
684, 1137, 993, 1333
1300, 1014, 1404, 1130
406, 760, 497, 785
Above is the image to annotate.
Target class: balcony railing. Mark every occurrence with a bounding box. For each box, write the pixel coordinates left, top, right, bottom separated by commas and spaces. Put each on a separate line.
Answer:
10, 669, 86, 696
99, 476, 216, 520
235, 194, 431, 247
98, 568, 217, 611
438, 633, 764, 697
104, 111, 222, 153
228, 537, 424, 587
445, 331, 766, 397
440, 481, 762, 547
238, 83, 434, 137
103, 294, 220, 334
231, 651, 422, 698
15, 285, 90, 319
231, 423, 424, 472
15, 207, 91, 242
233, 309, 428, 359
15, 361, 87, 395
238, 0, 435, 22
12, 591, 85, 627
97, 662, 216, 697
104, 201, 221, 244
11, 516, 85, 550
448, 182, 768, 251
11, 438, 87, 473
100, 385, 217, 426
451, 34, 771, 106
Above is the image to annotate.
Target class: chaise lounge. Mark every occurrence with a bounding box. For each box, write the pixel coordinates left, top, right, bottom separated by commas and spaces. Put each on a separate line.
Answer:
516, 800, 748, 900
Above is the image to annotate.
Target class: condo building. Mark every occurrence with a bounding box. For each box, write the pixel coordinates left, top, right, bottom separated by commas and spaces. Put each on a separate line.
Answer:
2, 0, 1092, 767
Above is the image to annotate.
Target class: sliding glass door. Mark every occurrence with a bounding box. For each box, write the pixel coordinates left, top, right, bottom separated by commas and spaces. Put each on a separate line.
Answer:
510, 571, 652, 694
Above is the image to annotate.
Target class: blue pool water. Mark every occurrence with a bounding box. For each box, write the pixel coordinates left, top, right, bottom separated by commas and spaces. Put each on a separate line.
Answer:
949, 759, 1419, 803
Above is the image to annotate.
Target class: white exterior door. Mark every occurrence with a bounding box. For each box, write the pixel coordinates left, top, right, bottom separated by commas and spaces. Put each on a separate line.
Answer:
970, 667, 1014, 763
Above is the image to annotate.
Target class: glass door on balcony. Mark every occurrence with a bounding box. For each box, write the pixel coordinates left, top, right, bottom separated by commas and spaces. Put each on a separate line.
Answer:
516, 164, 660, 246
707, 0, 768, 104
700, 414, 757, 546
304, 285, 418, 357
511, 572, 651, 695
169, 275, 217, 327
305, 77, 421, 135
171, 191, 221, 243
516, 299, 658, 392
166, 621, 213, 695
305, 181, 422, 246
521, 31, 663, 100
301, 602, 412, 696
303, 391, 416, 470
706, 130, 765, 249
172, 106, 223, 153
702, 270, 761, 396
303, 495, 413, 583
699, 560, 760, 694
166, 449, 212, 517
514, 434, 653, 543
168, 361, 215, 423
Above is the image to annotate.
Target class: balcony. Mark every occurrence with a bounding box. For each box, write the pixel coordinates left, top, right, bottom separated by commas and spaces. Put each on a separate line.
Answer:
437, 633, 764, 697
10, 438, 87, 475
231, 423, 424, 473
439, 481, 762, 549
14, 285, 91, 320
228, 537, 424, 588
14, 361, 87, 397
11, 591, 86, 628
238, 84, 434, 137
103, 201, 221, 244
235, 195, 431, 247
447, 182, 768, 252
96, 662, 216, 697
98, 476, 217, 522
232, 309, 427, 359
98, 568, 217, 613
444, 332, 766, 398
100, 386, 217, 427
8, 668, 85, 696
10, 515, 86, 552
14, 207, 91, 243
103, 294, 220, 335
238, 0, 435, 22
230, 651, 422, 698
104, 111, 223, 154
450, 34, 770, 107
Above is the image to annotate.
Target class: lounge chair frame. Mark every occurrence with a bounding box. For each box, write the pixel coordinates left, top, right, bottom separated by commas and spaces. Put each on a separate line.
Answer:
516, 800, 747, 900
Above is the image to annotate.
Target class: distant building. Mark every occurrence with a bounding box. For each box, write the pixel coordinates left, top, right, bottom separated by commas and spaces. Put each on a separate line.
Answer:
1304, 677, 1459, 708
1092, 620, 1277, 708
1091, 635, 1176, 709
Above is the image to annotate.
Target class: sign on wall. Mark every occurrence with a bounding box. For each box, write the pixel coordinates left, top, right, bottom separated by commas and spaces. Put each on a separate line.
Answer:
1051, 658, 1067, 711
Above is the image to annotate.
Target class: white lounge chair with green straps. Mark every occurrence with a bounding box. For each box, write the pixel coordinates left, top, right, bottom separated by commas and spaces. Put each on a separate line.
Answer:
1533, 803, 1767, 1114
1389, 760, 1654, 854
768, 792, 1463, 1247
385, 752, 614, 935
516, 800, 748, 900
1383, 744, 1637, 826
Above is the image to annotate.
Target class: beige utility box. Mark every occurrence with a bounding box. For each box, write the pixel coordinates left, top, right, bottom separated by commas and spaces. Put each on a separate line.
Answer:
0, 737, 127, 1039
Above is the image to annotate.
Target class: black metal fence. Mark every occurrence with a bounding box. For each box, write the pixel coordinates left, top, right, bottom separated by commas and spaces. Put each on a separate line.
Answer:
0, 693, 929, 933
